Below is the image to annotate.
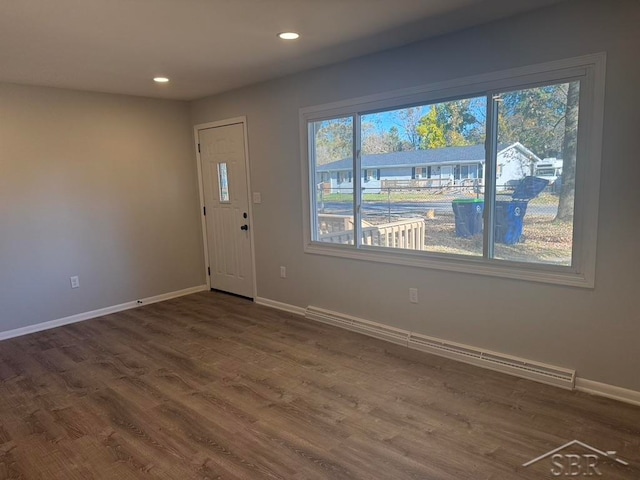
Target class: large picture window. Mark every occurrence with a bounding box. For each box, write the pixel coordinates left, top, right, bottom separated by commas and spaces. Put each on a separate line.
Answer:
302, 55, 605, 287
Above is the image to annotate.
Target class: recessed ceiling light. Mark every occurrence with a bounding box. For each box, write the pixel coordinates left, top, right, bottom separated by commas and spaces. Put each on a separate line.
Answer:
153, 77, 170, 83
278, 32, 299, 40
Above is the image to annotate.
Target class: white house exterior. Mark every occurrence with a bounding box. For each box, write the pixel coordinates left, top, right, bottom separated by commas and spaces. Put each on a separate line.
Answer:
316, 143, 541, 194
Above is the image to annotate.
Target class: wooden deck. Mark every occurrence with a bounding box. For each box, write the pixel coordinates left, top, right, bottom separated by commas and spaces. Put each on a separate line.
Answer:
0, 291, 638, 479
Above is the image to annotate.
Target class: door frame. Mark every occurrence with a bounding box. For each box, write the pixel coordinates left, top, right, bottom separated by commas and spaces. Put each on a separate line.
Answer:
194, 117, 257, 298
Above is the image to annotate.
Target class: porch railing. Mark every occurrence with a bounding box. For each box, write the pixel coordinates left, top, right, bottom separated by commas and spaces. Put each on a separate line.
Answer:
318, 214, 372, 235
319, 218, 425, 250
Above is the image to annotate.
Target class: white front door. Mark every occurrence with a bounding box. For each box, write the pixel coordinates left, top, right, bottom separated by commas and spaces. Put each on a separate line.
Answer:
198, 122, 254, 298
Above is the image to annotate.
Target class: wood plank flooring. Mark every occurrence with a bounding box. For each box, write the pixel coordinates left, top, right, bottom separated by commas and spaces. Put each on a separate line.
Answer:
0, 291, 638, 479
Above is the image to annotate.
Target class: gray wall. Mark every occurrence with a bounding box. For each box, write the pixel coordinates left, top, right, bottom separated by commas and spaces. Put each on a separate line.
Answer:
0, 83, 205, 331
190, 0, 640, 390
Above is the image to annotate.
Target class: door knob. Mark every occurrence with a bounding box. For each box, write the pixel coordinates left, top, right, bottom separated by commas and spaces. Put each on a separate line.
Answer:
240, 225, 249, 231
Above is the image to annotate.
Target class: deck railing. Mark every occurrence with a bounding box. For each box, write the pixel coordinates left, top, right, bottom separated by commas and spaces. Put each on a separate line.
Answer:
317, 214, 373, 235
317, 214, 354, 235
319, 218, 425, 250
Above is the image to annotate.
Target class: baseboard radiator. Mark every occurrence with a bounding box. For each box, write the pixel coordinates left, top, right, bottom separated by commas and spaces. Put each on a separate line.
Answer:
305, 306, 575, 390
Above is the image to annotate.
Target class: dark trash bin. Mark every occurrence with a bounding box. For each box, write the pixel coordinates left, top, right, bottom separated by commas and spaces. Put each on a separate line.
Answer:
452, 198, 484, 238
494, 176, 549, 245
511, 175, 550, 201
494, 200, 528, 245
450, 177, 549, 244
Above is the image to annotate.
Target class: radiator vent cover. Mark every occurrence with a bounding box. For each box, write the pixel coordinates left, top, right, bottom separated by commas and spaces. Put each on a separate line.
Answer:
305, 306, 575, 389
407, 333, 575, 389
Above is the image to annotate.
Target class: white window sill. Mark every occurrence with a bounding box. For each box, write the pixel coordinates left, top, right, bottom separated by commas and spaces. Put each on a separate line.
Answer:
305, 242, 593, 288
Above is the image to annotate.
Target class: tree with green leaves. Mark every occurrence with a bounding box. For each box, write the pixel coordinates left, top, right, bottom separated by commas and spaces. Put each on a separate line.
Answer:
416, 107, 446, 149
313, 118, 352, 165
416, 99, 485, 148
437, 98, 485, 146
498, 84, 569, 159
386, 126, 404, 152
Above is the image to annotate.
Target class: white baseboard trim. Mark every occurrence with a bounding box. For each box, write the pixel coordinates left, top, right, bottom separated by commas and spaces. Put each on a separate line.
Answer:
256, 296, 640, 408
575, 378, 640, 407
305, 304, 575, 390
0, 284, 209, 342
254, 297, 306, 316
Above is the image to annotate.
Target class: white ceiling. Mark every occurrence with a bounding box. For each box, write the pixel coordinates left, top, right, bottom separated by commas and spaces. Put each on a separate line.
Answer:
0, 0, 565, 100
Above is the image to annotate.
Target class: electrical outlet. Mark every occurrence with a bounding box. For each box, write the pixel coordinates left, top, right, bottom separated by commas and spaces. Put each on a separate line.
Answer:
280, 266, 286, 278
409, 288, 418, 303
70, 276, 80, 289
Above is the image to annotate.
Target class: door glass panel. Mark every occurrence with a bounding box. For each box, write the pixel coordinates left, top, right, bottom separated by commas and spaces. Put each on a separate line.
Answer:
493, 80, 579, 266
217, 162, 230, 202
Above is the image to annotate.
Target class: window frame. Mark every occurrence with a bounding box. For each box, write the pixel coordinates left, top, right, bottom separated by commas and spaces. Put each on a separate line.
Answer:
364, 168, 379, 182
300, 54, 605, 288
414, 167, 427, 179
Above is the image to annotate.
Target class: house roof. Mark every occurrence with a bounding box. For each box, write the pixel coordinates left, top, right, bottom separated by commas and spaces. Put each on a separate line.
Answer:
317, 143, 539, 171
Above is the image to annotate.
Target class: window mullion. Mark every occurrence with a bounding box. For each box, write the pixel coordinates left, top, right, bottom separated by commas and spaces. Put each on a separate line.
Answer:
483, 93, 499, 259
353, 114, 362, 248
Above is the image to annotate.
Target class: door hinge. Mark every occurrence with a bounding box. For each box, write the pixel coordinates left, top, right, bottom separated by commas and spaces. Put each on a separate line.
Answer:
207, 267, 211, 276
198, 143, 201, 153
203, 206, 206, 216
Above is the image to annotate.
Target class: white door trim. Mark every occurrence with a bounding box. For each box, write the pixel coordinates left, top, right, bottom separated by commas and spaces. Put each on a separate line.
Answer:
194, 117, 257, 298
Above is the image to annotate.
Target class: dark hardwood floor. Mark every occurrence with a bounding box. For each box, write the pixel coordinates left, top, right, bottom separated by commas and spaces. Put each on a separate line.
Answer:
0, 291, 638, 479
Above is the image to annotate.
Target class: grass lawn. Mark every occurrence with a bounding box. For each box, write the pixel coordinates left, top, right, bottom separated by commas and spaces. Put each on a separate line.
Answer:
427, 215, 572, 264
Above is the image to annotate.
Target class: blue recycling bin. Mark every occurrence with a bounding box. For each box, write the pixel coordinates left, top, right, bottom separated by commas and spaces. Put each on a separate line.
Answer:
494, 200, 528, 245
494, 176, 549, 245
451, 177, 549, 244
511, 176, 550, 201
452, 198, 484, 238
